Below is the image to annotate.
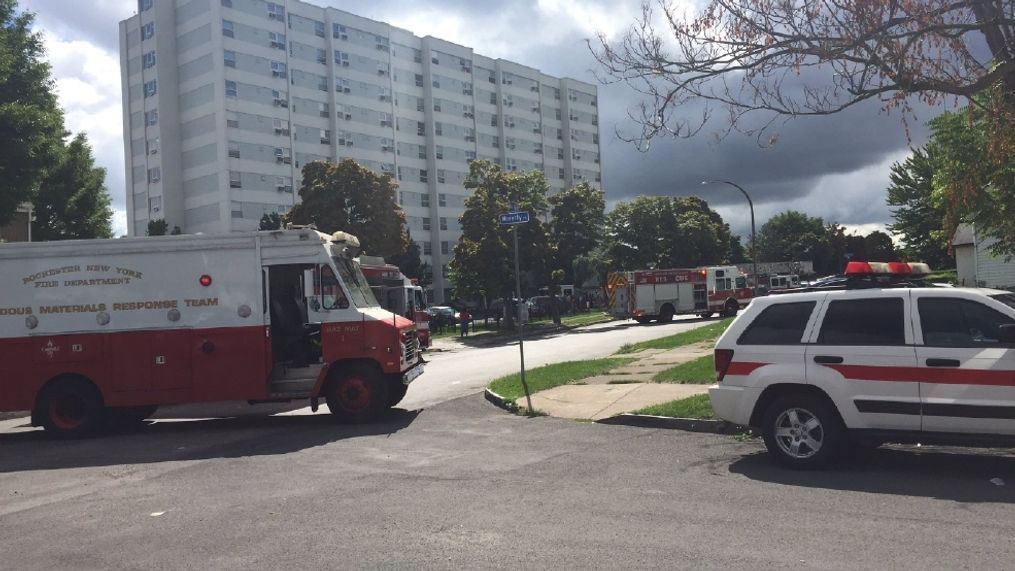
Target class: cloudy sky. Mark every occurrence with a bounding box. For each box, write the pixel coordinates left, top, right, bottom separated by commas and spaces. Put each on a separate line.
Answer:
24, 0, 941, 240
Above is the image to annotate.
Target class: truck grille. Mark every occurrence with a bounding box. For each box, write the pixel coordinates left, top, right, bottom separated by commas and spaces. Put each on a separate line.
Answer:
403, 335, 418, 363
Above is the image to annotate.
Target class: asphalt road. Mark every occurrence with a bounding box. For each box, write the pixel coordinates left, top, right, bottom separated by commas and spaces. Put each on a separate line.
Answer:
2, 396, 1014, 569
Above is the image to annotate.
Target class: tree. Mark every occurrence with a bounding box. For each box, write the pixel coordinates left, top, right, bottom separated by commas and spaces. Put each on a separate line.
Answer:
548, 183, 606, 283
286, 159, 408, 258
886, 147, 952, 267
604, 195, 737, 270
928, 106, 1015, 255
758, 211, 834, 270
389, 234, 424, 280
259, 212, 282, 230
592, 1, 1014, 147
32, 133, 112, 241
147, 219, 169, 236
450, 160, 553, 314
0, 0, 66, 225
863, 230, 897, 261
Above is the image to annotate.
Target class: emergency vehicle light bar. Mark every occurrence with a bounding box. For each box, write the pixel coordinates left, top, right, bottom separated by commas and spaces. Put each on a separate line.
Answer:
844, 261, 931, 276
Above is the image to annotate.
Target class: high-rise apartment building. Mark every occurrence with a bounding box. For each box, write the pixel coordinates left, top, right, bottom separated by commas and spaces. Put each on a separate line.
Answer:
120, 0, 602, 302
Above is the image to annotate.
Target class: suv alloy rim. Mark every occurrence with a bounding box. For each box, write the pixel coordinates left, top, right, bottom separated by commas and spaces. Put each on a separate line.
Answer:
773, 407, 823, 459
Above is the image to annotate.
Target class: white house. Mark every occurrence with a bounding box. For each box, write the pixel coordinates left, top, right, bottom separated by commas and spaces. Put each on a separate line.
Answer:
952, 223, 1015, 289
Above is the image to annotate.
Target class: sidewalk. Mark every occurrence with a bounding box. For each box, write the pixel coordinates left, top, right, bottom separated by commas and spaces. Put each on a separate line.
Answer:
516, 342, 713, 420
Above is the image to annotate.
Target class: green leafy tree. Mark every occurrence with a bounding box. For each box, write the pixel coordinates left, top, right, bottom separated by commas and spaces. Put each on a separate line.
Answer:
32, 133, 112, 241
758, 211, 840, 273
450, 160, 553, 318
928, 105, 1015, 256
548, 182, 606, 283
863, 230, 897, 261
286, 159, 408, 258
147, 219, 169, 236
0, 0, 66, 225
886, 148, 952, 267
604, 195, 737, 270
388, 234, 424, 280
259, 212, 282, 230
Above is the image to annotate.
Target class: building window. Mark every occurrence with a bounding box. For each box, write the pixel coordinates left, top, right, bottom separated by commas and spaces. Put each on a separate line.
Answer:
333, 24, 347, 39
228, 141, 240, 158
223, 50, 236, 67
142, 51, 156, 69
437, 169, 446, 184
146, 138, 160, 155
225, 80, 237, 97
380, 112, 392, 127
435, 145, 444, 160
144, 109, 159, 126
229, 171, 242, 188
335, 50, 349, 66
421, 194, 430, 208
415, 74, 423, 87
419, 169, 428, 183
417, 122, 425, 137
273, 118, 289, 135
143, 79, 157, 98
270, 61, 287, 78
266, 2, 285, 20
272, 89, 287, 106
320, 129, 331, 145
314, 20, 325, 38
434, 122, 443, 136
441, 241, 449, 255
221, 0, 232, 6
148, 195, 162, 213
318, 102, 329, 117
423, 242, 432, 255
438, 193, 447, 207
139, 0, 153, 11
147, 167, 161, 183
231, 201, 243, 218
222, 20, 234, 38
439, 217, 448, 231
269, 32, 285, 49
422, 217, 431, 231
141, 22, 155, 41
413, 49, 422, 63
316, 48, 326, 64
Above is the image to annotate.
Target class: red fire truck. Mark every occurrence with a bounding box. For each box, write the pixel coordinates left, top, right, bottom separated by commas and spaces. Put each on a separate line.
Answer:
0, 228, 424, 436
359, 256, 431, 348
606, 265, 753, 322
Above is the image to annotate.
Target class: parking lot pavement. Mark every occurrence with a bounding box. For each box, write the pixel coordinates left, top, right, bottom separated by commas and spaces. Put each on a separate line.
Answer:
2, 396, 1015, 569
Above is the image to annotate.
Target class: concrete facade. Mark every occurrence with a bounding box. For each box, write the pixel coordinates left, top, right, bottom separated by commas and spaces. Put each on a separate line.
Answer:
120, 0, 602, 302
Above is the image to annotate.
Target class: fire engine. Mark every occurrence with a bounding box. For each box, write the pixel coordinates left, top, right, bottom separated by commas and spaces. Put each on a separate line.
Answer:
359, 255, 430, 348
606, 265, 753, 323
0, 228, 424, 436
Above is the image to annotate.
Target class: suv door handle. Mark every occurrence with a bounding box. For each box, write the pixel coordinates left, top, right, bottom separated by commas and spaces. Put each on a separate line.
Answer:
813, 355, 844, 364
926, 358, 960, 367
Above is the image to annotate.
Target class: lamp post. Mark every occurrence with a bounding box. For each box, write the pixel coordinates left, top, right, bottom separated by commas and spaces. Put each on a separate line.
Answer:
702, 180, 759, 296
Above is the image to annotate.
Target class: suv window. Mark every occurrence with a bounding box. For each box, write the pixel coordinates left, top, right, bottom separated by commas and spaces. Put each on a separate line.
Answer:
991, 293, 1015, 311
738, 301, 815, 345
818, 298, 905, 346
919, 297, 1015, 346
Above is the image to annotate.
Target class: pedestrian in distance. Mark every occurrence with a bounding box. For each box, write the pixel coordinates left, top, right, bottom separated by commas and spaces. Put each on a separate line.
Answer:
459, 309, 471, 337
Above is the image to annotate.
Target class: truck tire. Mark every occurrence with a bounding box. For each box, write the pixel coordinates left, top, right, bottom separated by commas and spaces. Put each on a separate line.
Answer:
659, 305, 675, 322
325, 365, 389, 423
634, 317, 649, 324
698, 312, 713, 319
387, 383, 409, 408
37, 377, 105, 438
722, 300, 739, 317
760, 393, 846, 470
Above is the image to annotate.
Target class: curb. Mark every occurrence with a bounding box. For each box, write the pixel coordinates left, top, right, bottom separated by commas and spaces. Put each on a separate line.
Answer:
595, 413, 748, 435
484, 388, 517, 413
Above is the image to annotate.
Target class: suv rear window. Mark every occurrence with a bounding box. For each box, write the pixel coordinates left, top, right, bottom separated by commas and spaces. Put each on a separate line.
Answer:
738, 301, 815, 345
818, 298, 905, 346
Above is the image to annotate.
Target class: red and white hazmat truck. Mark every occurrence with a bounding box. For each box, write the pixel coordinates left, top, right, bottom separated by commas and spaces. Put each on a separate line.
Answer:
359, 255, 431, 348
0, 228, 424, 436
606, 265, 753, 322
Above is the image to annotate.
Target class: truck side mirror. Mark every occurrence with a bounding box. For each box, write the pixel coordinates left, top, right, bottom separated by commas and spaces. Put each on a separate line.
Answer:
1000, 324, 1015, 344
303, 269, 316, 299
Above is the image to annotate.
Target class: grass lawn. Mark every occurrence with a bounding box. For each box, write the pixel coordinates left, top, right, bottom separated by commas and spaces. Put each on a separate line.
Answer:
652, 354, 714, 384
616, 318, 733, 354
430, 312, 613, 340
487, 357, 636, 403
633, 394, 716, 419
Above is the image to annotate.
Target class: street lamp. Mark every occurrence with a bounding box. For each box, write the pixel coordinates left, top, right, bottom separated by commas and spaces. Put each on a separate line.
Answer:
702, 180, 759, 296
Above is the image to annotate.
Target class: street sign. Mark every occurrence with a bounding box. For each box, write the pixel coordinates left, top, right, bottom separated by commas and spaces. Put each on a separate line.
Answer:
499, 211, 530, 225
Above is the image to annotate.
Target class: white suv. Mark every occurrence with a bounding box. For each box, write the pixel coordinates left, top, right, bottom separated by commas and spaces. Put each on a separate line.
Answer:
709, 276, 1015, 469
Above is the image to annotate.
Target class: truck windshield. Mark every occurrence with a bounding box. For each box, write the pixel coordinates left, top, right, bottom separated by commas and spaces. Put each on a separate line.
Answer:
333, 256, 379, 308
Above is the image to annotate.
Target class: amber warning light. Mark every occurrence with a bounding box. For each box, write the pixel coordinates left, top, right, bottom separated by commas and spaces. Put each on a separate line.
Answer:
200, 275, 213, 286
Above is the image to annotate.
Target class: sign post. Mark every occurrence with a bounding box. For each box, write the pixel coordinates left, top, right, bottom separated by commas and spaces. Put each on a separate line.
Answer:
499, 207, 531, 413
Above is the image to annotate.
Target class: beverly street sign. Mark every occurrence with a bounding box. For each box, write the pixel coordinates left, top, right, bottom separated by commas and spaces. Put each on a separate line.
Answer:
499, 211, 530, 225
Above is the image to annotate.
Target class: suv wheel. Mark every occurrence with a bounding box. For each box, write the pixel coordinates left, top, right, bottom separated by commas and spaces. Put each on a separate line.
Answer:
761, 393, 845, 469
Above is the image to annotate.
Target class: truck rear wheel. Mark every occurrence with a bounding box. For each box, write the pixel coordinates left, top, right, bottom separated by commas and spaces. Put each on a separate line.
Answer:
722, 300, 739, 317
37, 377, 104, 438
325, 365, 389, 423
659, 305, 675, 322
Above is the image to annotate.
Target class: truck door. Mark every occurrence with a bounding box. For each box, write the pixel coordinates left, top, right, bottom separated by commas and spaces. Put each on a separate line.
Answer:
913, 293, 1015, 435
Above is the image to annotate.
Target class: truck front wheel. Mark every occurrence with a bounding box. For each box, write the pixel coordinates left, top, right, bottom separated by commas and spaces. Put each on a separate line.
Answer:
387, 382, 409, 408
37, 377, 105, 437
325, 365, 389, 423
